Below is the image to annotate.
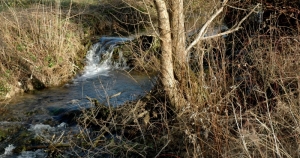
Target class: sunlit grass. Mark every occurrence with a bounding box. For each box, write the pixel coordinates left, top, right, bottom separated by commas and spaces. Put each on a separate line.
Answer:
0, 0, 89, 98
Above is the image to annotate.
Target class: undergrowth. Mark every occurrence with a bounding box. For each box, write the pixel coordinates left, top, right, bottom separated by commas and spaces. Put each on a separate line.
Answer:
0, 0, 299, 157
71, 1, 300, 158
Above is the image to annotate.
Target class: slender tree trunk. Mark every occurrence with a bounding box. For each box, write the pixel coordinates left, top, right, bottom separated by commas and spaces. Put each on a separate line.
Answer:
153, 0, 248, 110
169, 0, 186, 63
154, 0, 184, 110
169, 0, 190, 102
154, 0, 187, 110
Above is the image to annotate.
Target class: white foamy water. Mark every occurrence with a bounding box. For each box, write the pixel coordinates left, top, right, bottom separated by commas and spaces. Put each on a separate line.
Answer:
0, 144, 15, 158
29, 122, 67, 136
77, 37, 133, 80
17, 149, 47, 158
29, 123, 54, 134
0, 147, 47, 158
3, 144, 15, 155
80, 42, 111, 78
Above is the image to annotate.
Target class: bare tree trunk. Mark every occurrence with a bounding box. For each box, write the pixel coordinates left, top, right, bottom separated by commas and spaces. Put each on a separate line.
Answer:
153, 0, 186, 109
153, 0, 255, 111
169, 0, 190, 102
169, 0, 186, 63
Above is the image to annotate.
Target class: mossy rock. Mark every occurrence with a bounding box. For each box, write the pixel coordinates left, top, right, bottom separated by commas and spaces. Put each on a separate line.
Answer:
0, 128, 8, 142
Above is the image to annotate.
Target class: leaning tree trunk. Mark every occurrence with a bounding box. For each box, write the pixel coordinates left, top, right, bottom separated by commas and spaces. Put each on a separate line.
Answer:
154, 0, 187, 110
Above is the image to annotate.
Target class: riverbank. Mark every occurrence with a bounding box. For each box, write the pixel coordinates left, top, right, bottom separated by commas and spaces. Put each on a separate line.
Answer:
0, 0, 155, 100
1, 0, 300, 157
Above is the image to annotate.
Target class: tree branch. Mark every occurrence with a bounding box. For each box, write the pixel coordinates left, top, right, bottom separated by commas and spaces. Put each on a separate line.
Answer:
185, 0, 228, 53
185, 1, 261, 54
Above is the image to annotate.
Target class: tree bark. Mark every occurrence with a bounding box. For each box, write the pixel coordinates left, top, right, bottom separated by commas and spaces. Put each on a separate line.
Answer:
169, 0, 186, 64
153, 0, 253, 111
153, 0, 186, 109
169, 0, 190, 103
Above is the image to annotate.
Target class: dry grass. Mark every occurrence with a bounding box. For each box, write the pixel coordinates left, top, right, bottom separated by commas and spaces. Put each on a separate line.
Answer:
1, 5, 82, 80
0, 0, 102, 98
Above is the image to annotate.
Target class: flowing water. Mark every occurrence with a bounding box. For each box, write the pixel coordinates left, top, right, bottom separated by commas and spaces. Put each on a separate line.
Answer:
0, 37, 155, 157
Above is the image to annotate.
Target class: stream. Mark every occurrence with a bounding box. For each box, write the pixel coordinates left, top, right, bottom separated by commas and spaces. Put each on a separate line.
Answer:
0, 37, 155, 157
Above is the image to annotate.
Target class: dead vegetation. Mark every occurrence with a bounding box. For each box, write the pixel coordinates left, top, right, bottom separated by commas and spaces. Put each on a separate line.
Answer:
71, 0, 300, 157
0, 0, 152, 100
0, 0, 300, 157
0, 0, 89, 99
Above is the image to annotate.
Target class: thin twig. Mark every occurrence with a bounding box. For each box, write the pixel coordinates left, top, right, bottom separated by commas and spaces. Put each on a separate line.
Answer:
154, 140, 171, 158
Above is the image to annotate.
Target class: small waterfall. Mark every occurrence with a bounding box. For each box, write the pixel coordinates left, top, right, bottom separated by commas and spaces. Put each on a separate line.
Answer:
0, 35, 155, 157
78, 37, 133, 79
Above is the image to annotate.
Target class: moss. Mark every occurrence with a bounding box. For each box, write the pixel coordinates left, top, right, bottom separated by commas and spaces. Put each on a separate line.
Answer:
0, 129, 7, 142
0, 81, 9, 97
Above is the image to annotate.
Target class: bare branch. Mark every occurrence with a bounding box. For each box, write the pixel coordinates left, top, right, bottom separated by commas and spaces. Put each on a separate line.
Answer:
185, 2, 261, 54
200, 3, 261, 40
226, 4, 248, 11
185, 0, 228, 53
121, 0, 150, 15
142, 0, 159, 37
